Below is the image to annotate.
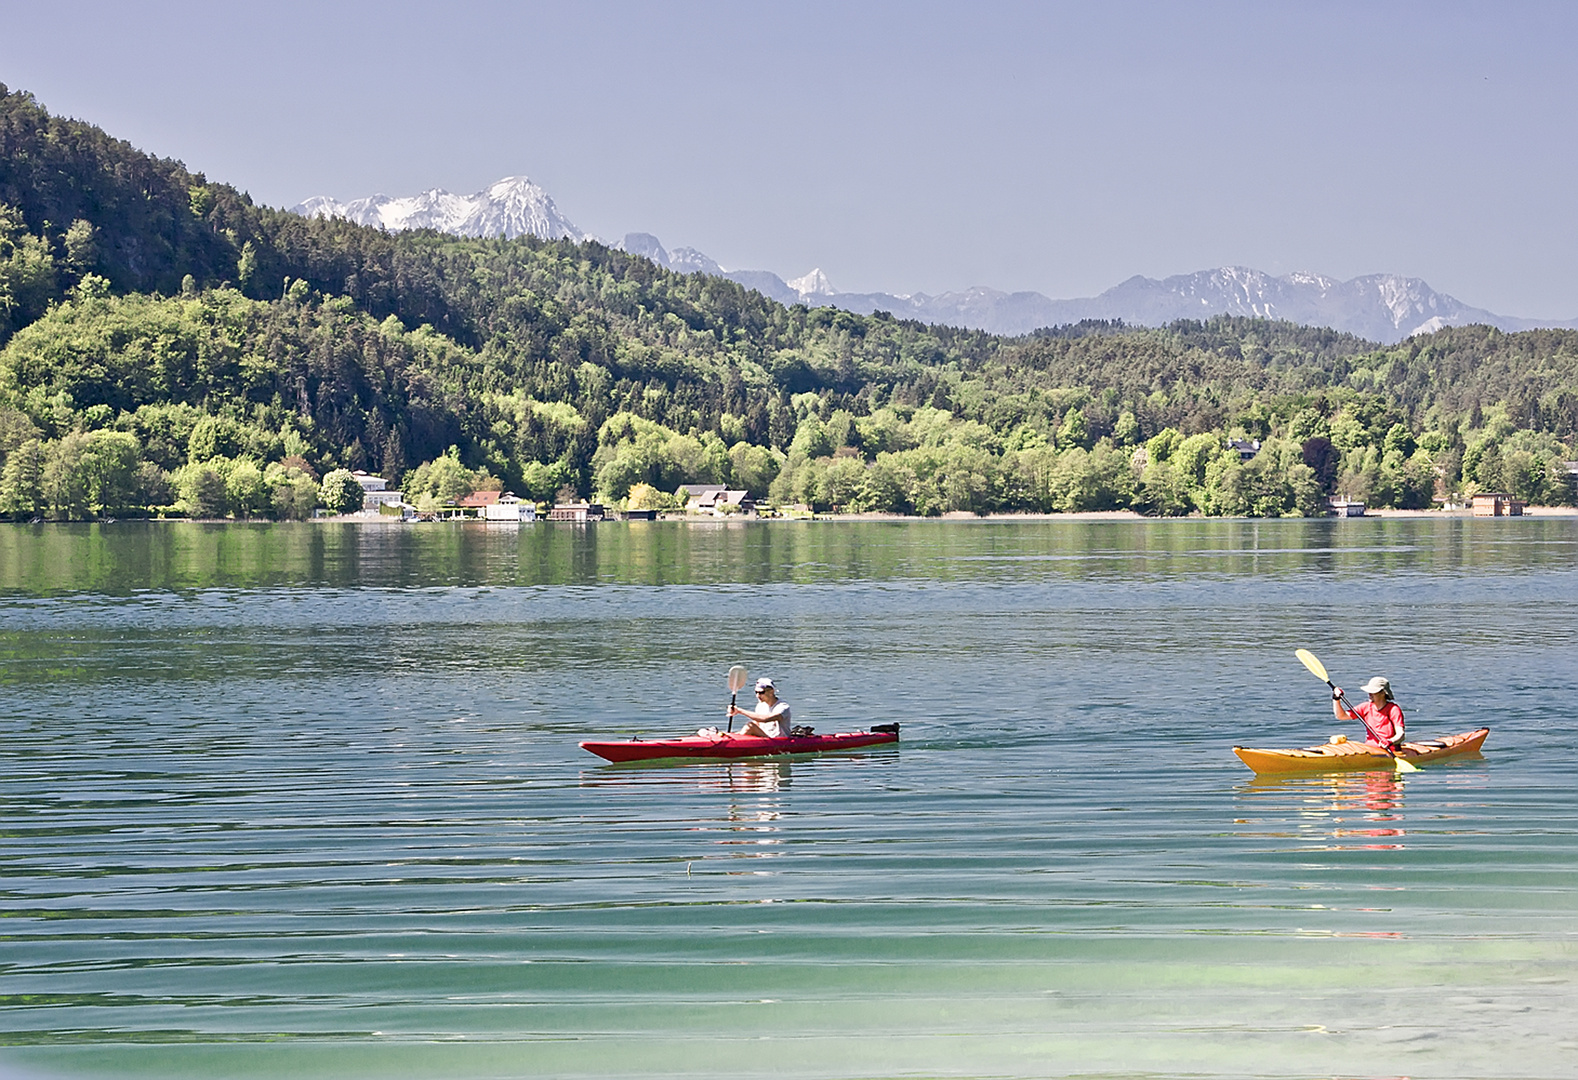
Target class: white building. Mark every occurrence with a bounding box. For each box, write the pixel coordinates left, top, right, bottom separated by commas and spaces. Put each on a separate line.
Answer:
482, 493, 538, 522
351, 473, 403, 511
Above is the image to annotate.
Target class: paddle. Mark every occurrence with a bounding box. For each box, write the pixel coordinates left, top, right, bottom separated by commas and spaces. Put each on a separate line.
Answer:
725, 665, 748, 733
1295, 649, 1416, 773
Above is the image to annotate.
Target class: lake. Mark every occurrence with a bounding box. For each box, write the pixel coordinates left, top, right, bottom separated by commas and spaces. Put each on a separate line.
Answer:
2, 517, 1575, 1079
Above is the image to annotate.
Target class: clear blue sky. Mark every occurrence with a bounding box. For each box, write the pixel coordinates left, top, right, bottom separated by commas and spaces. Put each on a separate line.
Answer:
4, 0, 1574, 316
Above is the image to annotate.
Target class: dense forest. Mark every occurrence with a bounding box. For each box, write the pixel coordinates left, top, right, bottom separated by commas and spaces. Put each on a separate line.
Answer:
2, 84, 1576, 521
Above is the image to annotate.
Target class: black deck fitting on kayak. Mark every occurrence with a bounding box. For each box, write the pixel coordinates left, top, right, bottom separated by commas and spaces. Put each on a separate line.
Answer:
870, 723, 900, 735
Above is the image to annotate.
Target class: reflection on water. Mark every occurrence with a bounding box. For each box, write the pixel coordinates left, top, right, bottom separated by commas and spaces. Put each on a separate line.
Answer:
3, 515, 1577, 593
1, 518, 1575, 1080
1235, 751, 1494, 855
1238, 769, 1410, 850
706, 760, 792, 795
710, 764, 788, 870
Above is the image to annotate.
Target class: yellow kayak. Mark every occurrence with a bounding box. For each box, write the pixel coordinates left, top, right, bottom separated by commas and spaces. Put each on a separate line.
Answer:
1233, 728, 1489, 775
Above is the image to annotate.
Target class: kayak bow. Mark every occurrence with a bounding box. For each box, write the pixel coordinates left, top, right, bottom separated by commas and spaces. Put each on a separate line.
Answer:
1233, 728, 1489, 775
581, 726, 899, 763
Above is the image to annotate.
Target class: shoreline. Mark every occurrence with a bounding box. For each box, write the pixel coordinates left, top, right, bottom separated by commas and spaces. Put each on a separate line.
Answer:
12, 507, 1577, 527
286, 505, 1578, 524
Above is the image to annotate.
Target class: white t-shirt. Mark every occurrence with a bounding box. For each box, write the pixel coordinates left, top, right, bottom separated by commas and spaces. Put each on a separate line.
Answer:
743, 700, 791, 738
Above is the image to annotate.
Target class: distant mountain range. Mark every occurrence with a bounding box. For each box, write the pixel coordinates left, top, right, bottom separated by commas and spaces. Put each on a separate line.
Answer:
294, 177, 584, 242
294, 180, 1577, 343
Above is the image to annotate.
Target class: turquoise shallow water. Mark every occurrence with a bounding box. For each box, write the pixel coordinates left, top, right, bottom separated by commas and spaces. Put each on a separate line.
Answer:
1, 518, 1575, 1079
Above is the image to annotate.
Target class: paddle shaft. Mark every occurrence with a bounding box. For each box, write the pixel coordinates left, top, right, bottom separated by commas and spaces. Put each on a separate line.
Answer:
1297, 649, 1413, 771
1337, 688, 1416, 771
727, 691, 736, 733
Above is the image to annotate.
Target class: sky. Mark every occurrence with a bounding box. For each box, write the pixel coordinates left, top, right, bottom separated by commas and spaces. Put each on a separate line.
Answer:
3, 0, 1575, 317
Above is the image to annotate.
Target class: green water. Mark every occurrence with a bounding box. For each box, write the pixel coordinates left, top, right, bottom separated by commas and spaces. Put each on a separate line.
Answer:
2, 518, 1575, 1079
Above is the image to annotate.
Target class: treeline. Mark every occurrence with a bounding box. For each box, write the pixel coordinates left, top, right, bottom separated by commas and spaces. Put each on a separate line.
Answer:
2, 84, 1575, 521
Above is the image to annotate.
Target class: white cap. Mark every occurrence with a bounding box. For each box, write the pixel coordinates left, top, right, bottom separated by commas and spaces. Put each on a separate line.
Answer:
1360, 676, 1391, 695
754, 677, 775, 692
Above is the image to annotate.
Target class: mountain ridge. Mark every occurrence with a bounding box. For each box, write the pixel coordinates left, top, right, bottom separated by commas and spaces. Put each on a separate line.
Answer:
294, 177, 584, 242
294, 179, 1578, 343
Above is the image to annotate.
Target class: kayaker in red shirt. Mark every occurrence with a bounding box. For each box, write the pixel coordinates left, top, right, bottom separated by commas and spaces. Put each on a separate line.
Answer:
1332, 676, 1405, 749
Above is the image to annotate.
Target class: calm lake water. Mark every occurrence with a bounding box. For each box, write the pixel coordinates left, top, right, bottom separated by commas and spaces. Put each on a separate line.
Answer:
2, 518, 1575, 1080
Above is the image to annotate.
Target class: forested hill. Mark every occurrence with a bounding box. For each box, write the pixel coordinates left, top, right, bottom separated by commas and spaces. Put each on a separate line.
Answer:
2, 84, 1575, 521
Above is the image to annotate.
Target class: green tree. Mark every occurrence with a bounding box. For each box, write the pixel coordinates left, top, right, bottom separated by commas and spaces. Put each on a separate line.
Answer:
818, 456, 867, 510
133, 460, 174, 510
1173, 433, 1220, 489
626, 482, 679, 511
728, 442, 782, 497
1133, 460, 1194, 516
788, 415, 834, 460
1055, 407, 1090, 451
188, 416, 244, 463
518, 460, 569, 504
0, 204, 58, 342
42, 434, 91, 520
77, 430, 142, 514
0, 437, 46, 518
319, 469, 365, 514
403, 451, 474, 504
850, 454, 915, 514
1046, 445, 1133, 513
0, 404, 41, 467
1145, 427, 1183, 464
264, 461, 319, 520
63, 219, 98, 276
175, 462, 229, 518
236, 241, 257, 288
225, 459, 269, 517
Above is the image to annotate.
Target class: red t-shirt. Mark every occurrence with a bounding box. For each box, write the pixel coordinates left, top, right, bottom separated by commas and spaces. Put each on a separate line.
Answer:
1354, 700, 1404, 746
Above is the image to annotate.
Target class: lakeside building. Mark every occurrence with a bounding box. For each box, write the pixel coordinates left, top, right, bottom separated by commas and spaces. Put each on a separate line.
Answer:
684, 485, 756, 515
1471, 493, 1524, 517
1328, 499, 1366, 517
482, 494, 537, 522
548, 502, 605, 522
352, 471, 404, 511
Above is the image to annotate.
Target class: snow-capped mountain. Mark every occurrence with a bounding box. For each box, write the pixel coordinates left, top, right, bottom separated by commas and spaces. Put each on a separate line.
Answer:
293, 177, 584, 241
788, 268, 835, 297
611, 231, 1578, 342
292, 178, 1575, 342
1026, 267, 1535, 343
761, 267, 1574, 342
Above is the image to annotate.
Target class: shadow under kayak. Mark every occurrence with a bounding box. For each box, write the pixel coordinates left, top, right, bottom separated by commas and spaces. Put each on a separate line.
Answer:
581, 726, 899, 763
1233, 727, 1489, 775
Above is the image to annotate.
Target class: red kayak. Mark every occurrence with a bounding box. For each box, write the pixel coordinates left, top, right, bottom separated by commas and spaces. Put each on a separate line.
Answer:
580, 725, 899, 763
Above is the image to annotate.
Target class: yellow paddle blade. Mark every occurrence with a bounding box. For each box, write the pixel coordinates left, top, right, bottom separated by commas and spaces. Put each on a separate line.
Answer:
1394, 755, 1419, 773
1295, 648, 1329, 683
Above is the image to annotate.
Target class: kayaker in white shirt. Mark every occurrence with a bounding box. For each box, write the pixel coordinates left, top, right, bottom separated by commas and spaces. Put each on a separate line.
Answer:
728, 678, 791, 738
